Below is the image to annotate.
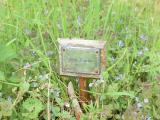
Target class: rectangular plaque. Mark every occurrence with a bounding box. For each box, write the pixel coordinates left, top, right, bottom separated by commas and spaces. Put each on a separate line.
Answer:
61, 46, 100, 75
58, 38, 106, 78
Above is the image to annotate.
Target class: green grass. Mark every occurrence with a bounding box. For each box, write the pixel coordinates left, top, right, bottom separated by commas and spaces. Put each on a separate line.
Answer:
0, 0, 160, 119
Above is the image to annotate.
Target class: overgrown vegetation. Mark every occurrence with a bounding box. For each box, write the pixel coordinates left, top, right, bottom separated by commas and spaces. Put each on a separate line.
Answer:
0, 0, 160, 119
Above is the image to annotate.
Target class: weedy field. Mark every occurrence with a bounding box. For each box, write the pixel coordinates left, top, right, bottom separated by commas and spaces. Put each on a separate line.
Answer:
0, 0, 160, 119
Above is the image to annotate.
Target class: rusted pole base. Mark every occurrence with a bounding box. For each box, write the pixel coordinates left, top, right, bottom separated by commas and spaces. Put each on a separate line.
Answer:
79, 77, 88, 103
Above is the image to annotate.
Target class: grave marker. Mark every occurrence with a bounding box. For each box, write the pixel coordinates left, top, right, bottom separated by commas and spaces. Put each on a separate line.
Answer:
58, 38, 106, 102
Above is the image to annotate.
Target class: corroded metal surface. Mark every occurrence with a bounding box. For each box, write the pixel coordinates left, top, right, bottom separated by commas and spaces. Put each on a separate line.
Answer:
61, 46, 100, 75
79, 77, 88, 103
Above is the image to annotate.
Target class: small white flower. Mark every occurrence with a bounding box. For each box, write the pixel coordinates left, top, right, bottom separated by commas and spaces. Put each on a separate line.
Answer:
89, 79, 104, 88
144, 47, 149, 52
89, 83, 94, 88
133, 61, 137, 66
144, 98, 149, 103
137, 50, 143, 56
137, 102, 143, 109
31, 51, 36, 56
64, 102, 70, 108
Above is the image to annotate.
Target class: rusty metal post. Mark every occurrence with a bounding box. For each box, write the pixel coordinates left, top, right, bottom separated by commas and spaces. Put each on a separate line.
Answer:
101, 48, 106, 69
79, 77, 88, 103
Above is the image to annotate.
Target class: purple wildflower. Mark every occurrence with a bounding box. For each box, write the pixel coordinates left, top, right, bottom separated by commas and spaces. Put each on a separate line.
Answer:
140, 34, 148, 41
23, 63, 31, 69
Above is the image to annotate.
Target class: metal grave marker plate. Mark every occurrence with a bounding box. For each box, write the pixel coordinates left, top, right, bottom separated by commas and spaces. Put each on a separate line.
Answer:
58, 38, 106, 78
61, 46, 100, 75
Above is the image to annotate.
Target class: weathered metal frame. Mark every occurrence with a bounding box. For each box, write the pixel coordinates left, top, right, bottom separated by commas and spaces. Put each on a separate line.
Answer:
58, 38, 106, 78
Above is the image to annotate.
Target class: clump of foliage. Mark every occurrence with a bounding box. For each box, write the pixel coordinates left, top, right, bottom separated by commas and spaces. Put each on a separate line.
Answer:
20, 98, 44, 119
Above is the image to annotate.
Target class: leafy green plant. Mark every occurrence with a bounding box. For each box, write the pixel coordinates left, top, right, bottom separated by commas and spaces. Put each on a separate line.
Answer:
21, 98, 44, 119
0, 0, 160, 119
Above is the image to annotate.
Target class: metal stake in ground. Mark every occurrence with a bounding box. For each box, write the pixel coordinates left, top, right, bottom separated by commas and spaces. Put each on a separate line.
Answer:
79, 77, 88, 103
